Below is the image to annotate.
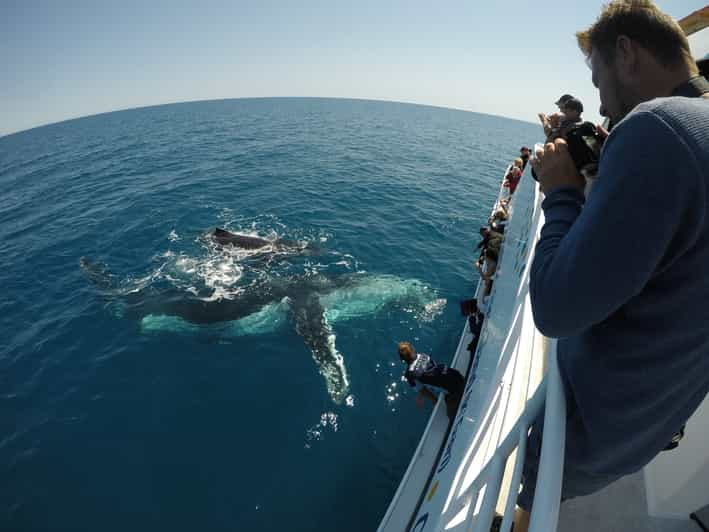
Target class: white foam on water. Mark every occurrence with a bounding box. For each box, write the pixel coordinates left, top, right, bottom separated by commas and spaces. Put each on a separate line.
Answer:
385, 380, 400, 403
304, 411, 339, 449
175, 248, 245, 301
123, 262, 168, 294
417, 297, 447, 322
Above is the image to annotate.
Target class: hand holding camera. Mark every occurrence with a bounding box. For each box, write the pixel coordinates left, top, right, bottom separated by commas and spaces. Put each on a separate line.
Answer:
531, 139, 585, 193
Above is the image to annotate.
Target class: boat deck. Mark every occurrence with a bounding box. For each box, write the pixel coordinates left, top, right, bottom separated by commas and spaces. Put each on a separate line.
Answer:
558, 471, 700, 532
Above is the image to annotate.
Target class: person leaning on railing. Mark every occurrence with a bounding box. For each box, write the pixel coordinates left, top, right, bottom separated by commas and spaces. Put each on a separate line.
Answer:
519, 146, 531, 170
397, 342, 465, 419
503, 158, 524, 195
512, 2, 709, 532
489, 207, 508, 234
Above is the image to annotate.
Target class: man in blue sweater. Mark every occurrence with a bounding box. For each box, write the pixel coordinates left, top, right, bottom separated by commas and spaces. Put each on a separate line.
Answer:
515, 2, 709, 530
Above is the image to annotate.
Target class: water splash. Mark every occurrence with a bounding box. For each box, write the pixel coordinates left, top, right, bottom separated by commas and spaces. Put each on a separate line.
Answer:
304, 412, 339, 449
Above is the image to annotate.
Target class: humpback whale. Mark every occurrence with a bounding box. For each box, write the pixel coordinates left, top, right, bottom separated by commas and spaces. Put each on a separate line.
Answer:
206, 228, 319, 255
80, 257, 444, 404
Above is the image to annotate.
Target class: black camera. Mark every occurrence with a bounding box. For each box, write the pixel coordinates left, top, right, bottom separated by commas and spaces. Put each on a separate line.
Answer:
564, 122, 604, 178
531, 122, 604, 182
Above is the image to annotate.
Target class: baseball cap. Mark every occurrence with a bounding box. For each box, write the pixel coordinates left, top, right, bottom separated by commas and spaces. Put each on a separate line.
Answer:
564, 97, 584, 114
554, 94, 574, 106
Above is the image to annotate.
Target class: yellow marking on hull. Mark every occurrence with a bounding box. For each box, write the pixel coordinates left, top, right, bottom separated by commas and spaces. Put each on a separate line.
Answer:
427, 480, 439, 501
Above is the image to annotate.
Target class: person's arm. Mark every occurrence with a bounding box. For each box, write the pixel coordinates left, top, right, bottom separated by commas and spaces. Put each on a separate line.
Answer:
530, 108, 703, 337
539, 113, 552, 137
418, 386, 438, 407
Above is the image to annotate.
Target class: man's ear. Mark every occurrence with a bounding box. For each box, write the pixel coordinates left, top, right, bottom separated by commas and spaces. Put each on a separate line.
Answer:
615, 35, 638, 80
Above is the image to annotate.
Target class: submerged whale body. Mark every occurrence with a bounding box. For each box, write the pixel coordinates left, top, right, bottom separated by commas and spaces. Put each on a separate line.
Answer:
80, 257, 444, 404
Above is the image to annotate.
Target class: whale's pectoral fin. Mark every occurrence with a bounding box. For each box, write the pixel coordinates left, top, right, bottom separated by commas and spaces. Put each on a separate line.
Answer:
291, 294, 350, 404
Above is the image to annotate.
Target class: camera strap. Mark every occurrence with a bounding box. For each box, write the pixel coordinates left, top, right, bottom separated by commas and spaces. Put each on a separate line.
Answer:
671, 75, 709, 97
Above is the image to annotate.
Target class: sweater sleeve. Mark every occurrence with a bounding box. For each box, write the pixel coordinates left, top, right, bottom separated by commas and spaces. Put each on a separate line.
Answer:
530, 108, 702, 337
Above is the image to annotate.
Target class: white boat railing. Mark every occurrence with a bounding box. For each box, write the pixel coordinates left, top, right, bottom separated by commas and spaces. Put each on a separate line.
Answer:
434, 171, 567, 532
380, 161, 567, 532
436, 342, 565, 532
420, 166, 567, 532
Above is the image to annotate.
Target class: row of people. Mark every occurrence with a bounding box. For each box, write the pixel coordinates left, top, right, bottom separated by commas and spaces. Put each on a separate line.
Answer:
398, 98, 586, 426
475, 153, 518, 297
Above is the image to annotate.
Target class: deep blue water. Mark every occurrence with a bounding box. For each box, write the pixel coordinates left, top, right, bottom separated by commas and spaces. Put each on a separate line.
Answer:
0, 98, 538, 532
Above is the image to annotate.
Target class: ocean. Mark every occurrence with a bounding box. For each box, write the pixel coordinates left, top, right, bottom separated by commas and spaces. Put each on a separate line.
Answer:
0, 98, 539, 532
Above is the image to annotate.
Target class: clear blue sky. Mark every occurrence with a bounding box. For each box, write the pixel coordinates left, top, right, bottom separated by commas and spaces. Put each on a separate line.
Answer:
2, 0, 707, 137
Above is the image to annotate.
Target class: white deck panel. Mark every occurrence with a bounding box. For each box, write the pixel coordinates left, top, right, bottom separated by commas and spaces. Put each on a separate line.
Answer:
558, 471, 698, 532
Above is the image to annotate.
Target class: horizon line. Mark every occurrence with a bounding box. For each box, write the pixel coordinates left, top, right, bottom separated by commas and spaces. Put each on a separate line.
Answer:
0, 95, 538, 140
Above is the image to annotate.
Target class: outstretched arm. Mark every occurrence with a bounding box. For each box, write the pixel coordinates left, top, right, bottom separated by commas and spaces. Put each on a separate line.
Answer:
417, 387, 438, 408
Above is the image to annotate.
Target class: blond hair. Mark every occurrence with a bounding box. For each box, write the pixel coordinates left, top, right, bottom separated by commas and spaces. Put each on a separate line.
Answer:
577, 0, 696, 72
398, 342, 416, 359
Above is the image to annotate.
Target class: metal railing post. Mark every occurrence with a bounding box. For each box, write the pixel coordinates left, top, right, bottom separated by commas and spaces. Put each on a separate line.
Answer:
528, 340, 566, 532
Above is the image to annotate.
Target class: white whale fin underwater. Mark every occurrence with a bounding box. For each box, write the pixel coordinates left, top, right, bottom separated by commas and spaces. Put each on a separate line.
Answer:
320, 275, 445, 324
139, 297, 292, 337
84, 255, 446, 405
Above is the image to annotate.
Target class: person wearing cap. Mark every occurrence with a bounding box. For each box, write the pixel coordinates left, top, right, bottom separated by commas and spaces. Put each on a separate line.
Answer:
553, 97, 585, 139
476, 226, 504, 264
563, 97, 583, 120
520, 146, 531, 169
539, 94, 577, 138
555, 93, 575, 110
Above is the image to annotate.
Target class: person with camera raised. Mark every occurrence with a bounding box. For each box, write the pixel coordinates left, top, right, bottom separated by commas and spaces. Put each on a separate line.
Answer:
543, 96, 584, 141
538, 93, 575, 139
513, 2, 709, 531
534, 96, 605, 188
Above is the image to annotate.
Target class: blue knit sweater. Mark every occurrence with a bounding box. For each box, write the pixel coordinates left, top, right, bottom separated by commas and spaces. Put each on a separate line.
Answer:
531, 96, 709, 480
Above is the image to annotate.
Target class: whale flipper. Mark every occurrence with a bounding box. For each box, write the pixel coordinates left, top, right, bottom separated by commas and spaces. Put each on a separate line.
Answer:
291, 293, 349, 404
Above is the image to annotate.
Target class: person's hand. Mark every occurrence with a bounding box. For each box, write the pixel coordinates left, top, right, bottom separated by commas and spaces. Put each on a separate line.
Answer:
531, 138, 585, 193
538, 113, 551, 136
550, 112, 563, 128
415, 393, 425, 409
596, 124, 609, 140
